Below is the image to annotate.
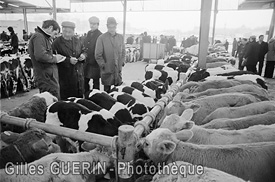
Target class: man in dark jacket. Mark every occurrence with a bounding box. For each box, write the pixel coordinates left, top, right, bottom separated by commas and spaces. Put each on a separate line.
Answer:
52, 21, 86, 100
95, 17, 125, 93
238, 38, 248, 70
244, 36, 260, 74
83, 16, 102, 92
28, 20, 64, 99
7, 27, 18, 54
257, 35, 268, 76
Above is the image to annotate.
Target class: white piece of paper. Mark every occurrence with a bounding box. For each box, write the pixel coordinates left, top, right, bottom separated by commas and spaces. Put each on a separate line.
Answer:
56, 56, 66, 63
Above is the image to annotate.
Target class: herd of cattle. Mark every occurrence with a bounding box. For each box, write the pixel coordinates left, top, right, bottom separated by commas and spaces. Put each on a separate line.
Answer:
0, 55, 35, 98
1, 51, 275, 182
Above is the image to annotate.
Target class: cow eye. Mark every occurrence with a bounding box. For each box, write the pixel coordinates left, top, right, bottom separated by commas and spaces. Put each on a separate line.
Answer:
144, 141, 149, 147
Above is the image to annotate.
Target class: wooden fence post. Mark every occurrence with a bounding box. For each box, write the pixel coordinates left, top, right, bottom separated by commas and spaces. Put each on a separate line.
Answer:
116, 125, 136, 182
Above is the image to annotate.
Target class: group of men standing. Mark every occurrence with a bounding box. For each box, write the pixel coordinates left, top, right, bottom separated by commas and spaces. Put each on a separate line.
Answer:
28, 17, 125, 100
234, 35, 275, 78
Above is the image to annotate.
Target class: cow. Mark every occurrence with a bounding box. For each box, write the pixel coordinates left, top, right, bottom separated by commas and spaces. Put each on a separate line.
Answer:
206, 64, 238, 76
202, 101, 275, 124
86, 89, 134, 124
0, 150, 112, 182
165, 60, 190, 73
142, 79, 169, 99
110, 86, 155, 108
20, 57, 35, 89
151, 161, 246, 182
0, 61, 11, 98
139, 128, 275, 182
160, 110, 275, 145
217, 70, 255, 76
179, 79, 261, 93
110, 91, 150, 121
0, 128, 60, 169
45, 101, 122, 136
187, 68, 210, 82
145, 69, 178, 85
176, 84, 269, 102
202, 111, 275, 130
160, 93, 263, 125
1, 92, 58, 133
204, 74, 267, 90
123, 81, 157, 100
145, 64, 175, 72
66, 97, 123, 127
206, 61, 231, 68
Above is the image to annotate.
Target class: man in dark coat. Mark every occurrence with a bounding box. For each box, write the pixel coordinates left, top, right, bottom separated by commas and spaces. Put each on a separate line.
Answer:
95, 17, 125, 93
28, 20, 64, 99
52, 21, 86, 100
83, 16, 102, 92
238, 38, 248, 70
257, 35, 268, 76
244, 36, 260, 74
7, 27, 18, 54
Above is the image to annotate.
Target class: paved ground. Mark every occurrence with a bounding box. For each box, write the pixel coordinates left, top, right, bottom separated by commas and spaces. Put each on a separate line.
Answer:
1, 61, 274, 112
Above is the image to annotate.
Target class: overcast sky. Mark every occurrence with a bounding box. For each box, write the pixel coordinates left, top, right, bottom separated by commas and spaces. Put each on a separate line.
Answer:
0, 0, 272, 35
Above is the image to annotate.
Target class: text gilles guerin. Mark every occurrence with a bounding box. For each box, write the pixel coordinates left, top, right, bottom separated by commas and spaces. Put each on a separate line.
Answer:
5, 161, 205, 177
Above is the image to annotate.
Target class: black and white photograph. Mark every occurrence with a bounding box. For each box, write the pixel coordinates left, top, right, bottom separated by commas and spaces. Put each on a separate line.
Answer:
0, 0, 275, 181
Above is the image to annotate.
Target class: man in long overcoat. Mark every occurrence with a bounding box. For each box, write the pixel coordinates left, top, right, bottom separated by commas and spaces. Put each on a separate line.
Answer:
28, 20, 63, 99
52, 21, 86, 100
95, 17, 125, 93
244, 35, 260, 74
83, 16, 102, 92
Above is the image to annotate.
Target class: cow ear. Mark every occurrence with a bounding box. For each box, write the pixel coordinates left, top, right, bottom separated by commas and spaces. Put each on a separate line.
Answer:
175, 130, 193, 141
189, 104, 200, 113
32, 139, 48, 151
81, 142, 97, 151
156, 140, 176, 155
181, 109, 193, 121
1, 131, 20, 144
182, 89, 189, 94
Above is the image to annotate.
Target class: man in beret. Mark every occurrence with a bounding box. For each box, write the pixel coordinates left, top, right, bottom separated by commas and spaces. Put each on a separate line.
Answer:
243, 35, 260, 73
95, 17, 125, 93
52, 21, 86, 100
83, 16, 102, 92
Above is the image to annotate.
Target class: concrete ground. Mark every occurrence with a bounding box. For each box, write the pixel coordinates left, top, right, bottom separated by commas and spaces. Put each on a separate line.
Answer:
1, 60, 274, 112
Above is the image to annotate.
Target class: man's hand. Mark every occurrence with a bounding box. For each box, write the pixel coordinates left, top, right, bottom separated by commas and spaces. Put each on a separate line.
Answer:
78, 53, 86, 61
70, 57, 78, 65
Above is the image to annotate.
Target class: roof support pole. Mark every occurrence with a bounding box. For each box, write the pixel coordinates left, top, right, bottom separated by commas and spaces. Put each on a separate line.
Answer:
123, 0, 127, 40
211, 0, 218, 45
52, 0, 57, 20
268, 5, 275, 41
198, 0, 213, 68
23, 8, 28, 33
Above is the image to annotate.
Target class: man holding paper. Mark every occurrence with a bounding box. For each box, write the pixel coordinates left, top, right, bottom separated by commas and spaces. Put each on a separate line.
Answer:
52, 21, 86, 100
28, 20, 64, 100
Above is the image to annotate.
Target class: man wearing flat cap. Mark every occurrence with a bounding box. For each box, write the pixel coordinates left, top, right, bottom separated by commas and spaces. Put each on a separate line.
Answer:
243, 35, 260, 73
52, 21, 86, 100
83, 16, 102, 92
95, 17, 125, 93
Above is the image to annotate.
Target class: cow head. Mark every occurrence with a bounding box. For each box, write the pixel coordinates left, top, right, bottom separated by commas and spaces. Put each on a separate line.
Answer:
138, 127, 193, 165
34, 92, 58, 106
160, 109, 194, 133
0, 128, 60, 168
